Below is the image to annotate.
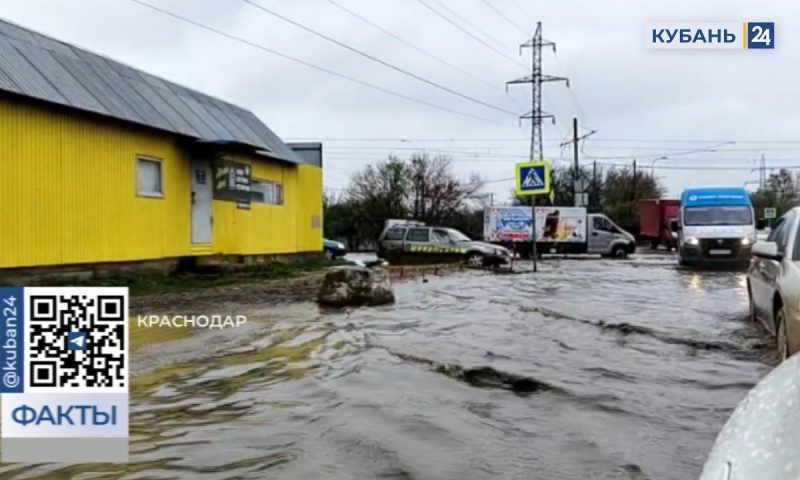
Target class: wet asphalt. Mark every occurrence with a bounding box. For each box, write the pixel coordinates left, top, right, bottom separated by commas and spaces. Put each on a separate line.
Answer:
0, 252, 775, 480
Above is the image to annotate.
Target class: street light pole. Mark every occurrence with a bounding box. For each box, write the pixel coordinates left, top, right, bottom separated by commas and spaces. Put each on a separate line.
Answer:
651, 156, 667, 175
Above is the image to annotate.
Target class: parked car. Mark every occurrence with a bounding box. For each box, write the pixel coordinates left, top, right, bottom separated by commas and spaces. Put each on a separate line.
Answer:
699, 352, 800, 480
323, 239, 347, 259
747, 207, 800, 360
377, 224, 510, 267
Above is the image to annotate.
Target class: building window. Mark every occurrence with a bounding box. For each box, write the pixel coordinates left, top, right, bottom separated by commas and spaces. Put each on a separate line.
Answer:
137, 157, 163, 197
251, 179, 283, 205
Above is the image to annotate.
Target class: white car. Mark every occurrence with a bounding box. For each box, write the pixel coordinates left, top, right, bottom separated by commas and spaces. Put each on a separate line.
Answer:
699, 353, 800, 479
747, 207, 800, 361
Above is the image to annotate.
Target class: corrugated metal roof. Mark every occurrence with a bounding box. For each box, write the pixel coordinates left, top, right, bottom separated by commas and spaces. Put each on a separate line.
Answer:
0, 17, 303, 164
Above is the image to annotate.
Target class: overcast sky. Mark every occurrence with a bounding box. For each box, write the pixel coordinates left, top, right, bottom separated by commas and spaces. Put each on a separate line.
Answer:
3, 0, 798, 199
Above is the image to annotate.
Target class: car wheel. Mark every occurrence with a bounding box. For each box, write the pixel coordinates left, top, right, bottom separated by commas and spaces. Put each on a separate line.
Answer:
776, 307, 791, 361
324, 249, 334, 260
465, 252, 484, 268
611, 245, 628, 259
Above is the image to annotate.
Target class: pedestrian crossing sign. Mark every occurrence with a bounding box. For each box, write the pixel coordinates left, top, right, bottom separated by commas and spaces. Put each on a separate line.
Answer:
515, 161, 551, 196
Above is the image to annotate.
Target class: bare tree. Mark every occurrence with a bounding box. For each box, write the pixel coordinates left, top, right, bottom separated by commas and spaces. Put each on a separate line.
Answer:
347, 156, 408, 220
324, 154, 485, 247
408, 154, 483, 223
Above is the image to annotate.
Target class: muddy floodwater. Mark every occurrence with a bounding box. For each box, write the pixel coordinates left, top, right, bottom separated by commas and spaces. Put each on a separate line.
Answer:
1, 253, 775, 479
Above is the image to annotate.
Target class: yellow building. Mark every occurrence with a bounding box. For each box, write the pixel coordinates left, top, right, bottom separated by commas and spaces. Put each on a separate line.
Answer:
0, 19, 322, 274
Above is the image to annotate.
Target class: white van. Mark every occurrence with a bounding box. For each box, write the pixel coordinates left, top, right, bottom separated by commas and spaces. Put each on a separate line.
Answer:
678, 186, 756, 268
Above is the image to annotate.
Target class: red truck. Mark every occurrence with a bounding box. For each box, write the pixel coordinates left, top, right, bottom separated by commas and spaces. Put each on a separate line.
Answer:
638, 199, 680, 250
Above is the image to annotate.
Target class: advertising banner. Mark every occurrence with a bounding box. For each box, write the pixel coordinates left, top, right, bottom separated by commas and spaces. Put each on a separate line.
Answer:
484, 207, 587, 243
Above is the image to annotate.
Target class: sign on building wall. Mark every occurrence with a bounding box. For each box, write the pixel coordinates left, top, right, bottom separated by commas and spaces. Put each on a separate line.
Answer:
213, 159, 251, 203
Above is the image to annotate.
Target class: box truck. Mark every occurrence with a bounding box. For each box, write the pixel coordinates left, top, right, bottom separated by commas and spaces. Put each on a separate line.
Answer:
483, 206, 636, 258
638, 198, 681, 250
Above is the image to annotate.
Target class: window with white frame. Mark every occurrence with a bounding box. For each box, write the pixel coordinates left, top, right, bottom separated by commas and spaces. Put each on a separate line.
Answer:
136, 157, 163, 197
251, 179, 283, 205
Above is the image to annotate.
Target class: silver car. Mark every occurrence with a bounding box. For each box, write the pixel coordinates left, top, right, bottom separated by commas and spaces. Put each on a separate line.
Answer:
747, 206, 800, 360
377, 225, 511, 267
699, 353, 800, 480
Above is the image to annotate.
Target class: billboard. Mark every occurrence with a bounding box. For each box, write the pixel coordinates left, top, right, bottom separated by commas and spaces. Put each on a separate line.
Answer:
484, 206, 587, 243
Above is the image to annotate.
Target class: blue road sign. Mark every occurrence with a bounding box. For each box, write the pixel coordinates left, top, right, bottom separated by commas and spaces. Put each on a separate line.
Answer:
515, 161, 551, 196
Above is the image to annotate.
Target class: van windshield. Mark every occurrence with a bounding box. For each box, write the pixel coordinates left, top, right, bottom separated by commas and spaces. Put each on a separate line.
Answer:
683, 206, 752, 226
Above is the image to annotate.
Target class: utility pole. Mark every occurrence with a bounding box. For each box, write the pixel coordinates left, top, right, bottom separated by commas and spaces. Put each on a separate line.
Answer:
507, 21, 568, 272
592, 160, 597, 211
632, 159, 638, 201
573, 117, 579, 206
560, 119, 596, 207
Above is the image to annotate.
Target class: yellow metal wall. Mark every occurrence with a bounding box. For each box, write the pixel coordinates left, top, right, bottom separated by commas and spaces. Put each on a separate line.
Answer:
0, 97, 322, 269
212, 154, 323, 255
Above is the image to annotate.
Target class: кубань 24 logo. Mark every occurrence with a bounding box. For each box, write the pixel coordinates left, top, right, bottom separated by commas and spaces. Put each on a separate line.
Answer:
647, 22, 774, 49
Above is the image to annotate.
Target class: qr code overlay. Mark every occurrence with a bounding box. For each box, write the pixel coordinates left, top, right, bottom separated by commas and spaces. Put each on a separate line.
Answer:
24, 287, 128, 393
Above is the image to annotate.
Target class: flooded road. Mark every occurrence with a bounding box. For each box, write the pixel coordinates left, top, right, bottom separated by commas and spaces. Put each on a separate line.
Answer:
0, 253, 774, 479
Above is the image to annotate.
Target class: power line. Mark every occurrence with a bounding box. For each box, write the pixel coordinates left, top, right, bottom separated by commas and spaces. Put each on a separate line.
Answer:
587, 138, 757, 143
414, 0, 527, 69
321, 151, 800, 164
429, 0, 517, 52
552, 52, 594, 129
240, 0, 518, 116
506, 0, 535, 24
324, 0, 518, 104
477, 0, 529, 36
593, 162, 800, 171
582, 141, 735, 160
289, 136, 800, 144
286, 137, 557, 142
126, 0, 503, 124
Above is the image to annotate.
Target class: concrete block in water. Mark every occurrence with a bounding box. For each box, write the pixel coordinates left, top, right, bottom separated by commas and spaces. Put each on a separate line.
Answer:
317, 266, 395, 307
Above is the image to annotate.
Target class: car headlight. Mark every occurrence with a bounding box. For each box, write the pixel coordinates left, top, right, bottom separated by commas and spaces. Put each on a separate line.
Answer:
740, 237, 754, 246
685, 236, 699, 246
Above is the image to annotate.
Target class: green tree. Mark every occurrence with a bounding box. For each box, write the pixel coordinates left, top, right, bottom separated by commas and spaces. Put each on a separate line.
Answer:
750, 169, 799, 219
601, 167, 664, 235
